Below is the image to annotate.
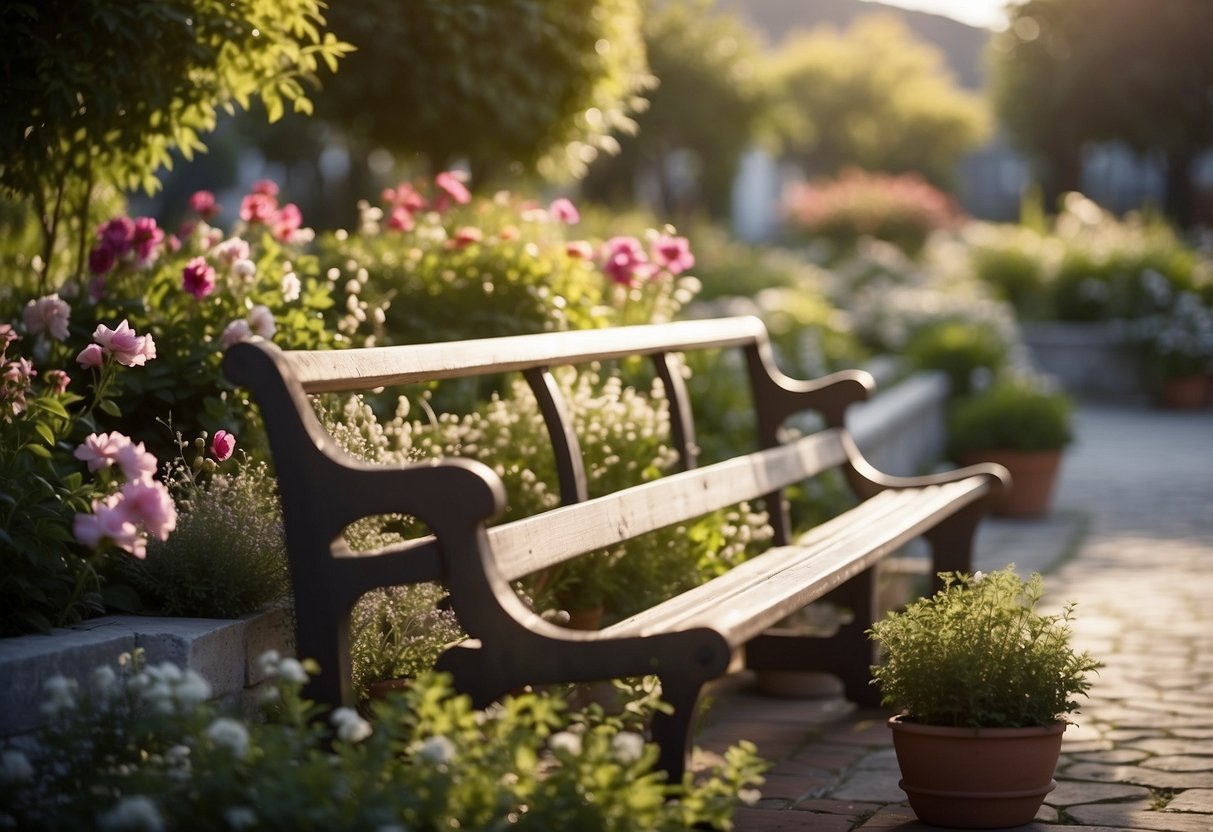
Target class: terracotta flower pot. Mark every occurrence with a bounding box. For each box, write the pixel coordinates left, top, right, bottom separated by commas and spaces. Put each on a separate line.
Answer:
1158, 374, 1212, 410
889, 716, 1065, 829
960, 449, 1062, 518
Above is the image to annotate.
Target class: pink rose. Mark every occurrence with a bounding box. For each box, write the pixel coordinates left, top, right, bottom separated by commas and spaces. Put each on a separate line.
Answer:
120, 479, 177, 542
98, 218, 135, 257
22, 294, 71, 341
189, 190, 221, 219
211, 430, 236, 462
76, 343, 105, 368
182, 257, 217, 300
93, 320, 154, 367
88, 242, 117, 276
240, 192, 278, 225
74, 431, 128, 472
549, 198, 580, 225
272, 203, 302, 242
650, 233, 695, 275
131, 217, 164, 267
433, 171, 471, 212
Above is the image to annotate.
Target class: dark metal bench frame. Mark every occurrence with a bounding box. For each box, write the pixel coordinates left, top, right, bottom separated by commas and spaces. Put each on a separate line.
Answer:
223, 315, 1008, 780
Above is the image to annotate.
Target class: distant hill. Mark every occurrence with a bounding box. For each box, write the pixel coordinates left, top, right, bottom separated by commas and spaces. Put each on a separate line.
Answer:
712, 0, 991, 89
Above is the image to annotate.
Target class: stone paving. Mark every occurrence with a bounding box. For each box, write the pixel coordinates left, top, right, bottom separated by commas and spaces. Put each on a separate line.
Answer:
696, 404, 1213, 831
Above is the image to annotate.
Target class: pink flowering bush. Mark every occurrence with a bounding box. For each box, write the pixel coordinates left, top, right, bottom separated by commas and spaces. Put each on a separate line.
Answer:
318, 172, 702, 343
783, 168, 961, 259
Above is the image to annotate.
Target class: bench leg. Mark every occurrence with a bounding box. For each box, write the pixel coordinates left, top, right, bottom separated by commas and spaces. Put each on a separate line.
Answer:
650, 674, 706, 783
923, 500, 985, 586
745, 567, 882, 708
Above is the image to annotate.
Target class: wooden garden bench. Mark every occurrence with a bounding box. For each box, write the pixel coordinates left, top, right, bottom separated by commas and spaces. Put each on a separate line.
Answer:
223, 316, 1009, 780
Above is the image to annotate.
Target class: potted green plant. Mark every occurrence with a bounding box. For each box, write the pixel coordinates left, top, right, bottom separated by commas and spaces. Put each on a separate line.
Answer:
947, 374, 1074, 517
868, 566, 1101, 828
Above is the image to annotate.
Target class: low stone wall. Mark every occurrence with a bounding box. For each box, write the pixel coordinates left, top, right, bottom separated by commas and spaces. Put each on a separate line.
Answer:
0, 607, 292, 738
1021, 322, 1147, 403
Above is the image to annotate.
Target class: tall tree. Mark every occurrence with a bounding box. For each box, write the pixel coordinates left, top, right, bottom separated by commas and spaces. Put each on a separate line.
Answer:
316, 0, 651, 182
990, 0, 1213, 224
581, 0, 772, 218
766, 14, 990, 189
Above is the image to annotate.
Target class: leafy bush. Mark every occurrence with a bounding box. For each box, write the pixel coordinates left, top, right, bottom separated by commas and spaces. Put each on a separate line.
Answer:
0, 652, 766, 830
947, 375, 1074, 455
782, 168, 960, 259
905, 320, 1007, 397
868, 566, 1101, 728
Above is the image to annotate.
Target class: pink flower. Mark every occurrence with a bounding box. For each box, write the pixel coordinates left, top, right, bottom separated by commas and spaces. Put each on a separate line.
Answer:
447, 226, 483, 249
73, 493, 148, 558
74, 431, 126, 472
44, 369, 70, 395
88, 243, 117, 276
2, 357, 34, 385
0, 323, 19, 355
549, 198, 580, 225
650, 233, 695, 275
221, 319, 253, 349
387, 205, 416, 232
434, 171, 471, 212
92, 319, 156, 367
211, 430, 236, 462
247, 305, 276, 339
384, 183, 426, 212
182, 257, 217, 300
76, 343, 105, 368
251, 179, 280, 197
121, 479, 177, 542
213, 237, 250, 267
240, 192, 278, 225
115, 440, 158, 483
131, 217, 164, 266
566, 241, 595, 259
272, 203, 302, 242
23, 294, 71, 341
189, 190, 221, 219
601, 236, 650, 286
98, 218, 135, 257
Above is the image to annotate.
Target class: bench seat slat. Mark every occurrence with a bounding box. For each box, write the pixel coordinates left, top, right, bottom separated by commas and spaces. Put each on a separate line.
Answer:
602, 477, 991, 644
490, 428, 850, 581
284, 317, 767, 393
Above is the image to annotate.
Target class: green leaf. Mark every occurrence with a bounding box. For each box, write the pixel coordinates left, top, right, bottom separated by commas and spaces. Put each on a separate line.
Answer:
33, 421, 56, 446
100, 399, 123, 418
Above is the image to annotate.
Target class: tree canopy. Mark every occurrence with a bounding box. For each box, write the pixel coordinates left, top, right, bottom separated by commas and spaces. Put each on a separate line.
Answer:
990, 0, 1213, 223
766, 14, 990, 189
316, 0, 651, 181
581, 0, 772, 218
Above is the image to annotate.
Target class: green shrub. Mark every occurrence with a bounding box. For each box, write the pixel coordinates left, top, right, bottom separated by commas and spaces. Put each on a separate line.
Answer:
906, 320, 1007, 397
0, 652, 767, 830
947, 376, 1074, 455
868, 566, 1101, 727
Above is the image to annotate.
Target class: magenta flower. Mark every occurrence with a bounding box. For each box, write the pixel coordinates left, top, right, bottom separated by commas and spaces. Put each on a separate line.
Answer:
23, 294, 71, 341
98, 218, 136, 257
651, 233, 695, 275
211, 430, 236, 462
189, 190, 221, 219
434, 171, 471, 212
88, 243, 117, 276
601, 236, 650, 286
131, 217, 165, 266
76, 343, 105, 368
92, 320, 156, 367
549, 198, 580, 225
182, 257, 217, 300
388, 205, 416, 232
384, 183, 426, 213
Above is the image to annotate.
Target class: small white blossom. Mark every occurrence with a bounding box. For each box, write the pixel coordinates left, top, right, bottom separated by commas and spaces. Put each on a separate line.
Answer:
972, 571, 985, 584
611, 731, 646, 764
177, 670, 212, 706
91, 665, 118, 696
548, 731, 582, 757
98, 795, 165, 832
206, 718, 251, 759
0, 749, 34, 784
415, 735, 456, 765
281, 271, 301, 302
331, 707, 373, 743
221, 319, 254, 349
277, 657, 308, 685
40, 674, 78, 717
257, 650, 281, 676
738, 788, 762, 805
247, 304, 276, 340
232, 258, 257, 281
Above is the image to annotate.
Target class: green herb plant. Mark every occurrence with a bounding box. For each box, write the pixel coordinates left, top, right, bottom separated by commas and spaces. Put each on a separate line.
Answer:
868, 565, 1101, 728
